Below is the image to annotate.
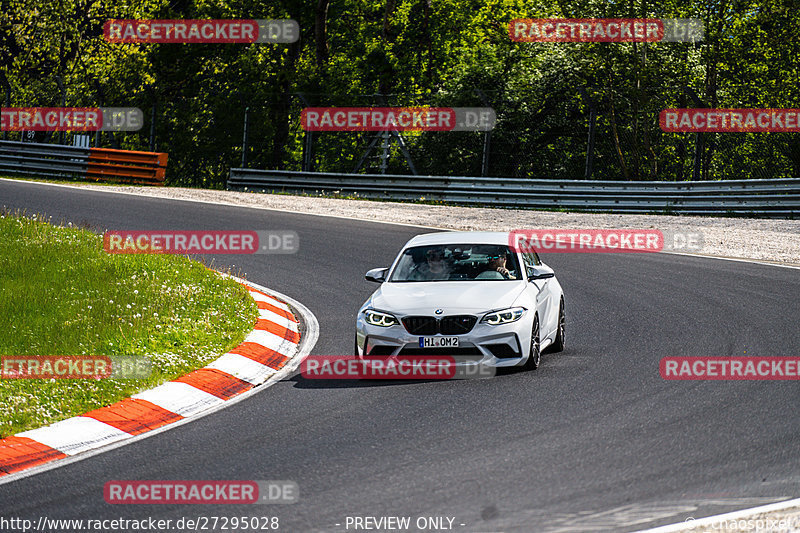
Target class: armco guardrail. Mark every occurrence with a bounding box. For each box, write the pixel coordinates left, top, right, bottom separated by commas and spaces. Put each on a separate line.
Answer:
0, 140, 168, 185
228, 168, 800, 218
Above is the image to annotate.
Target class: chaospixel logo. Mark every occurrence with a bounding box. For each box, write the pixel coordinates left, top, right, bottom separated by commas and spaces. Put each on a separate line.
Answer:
509, 18, 703, 42
103, 19, 299, 43
660, 108, 800, 132
1, 107, 143, 131
300, 107, 496, 132
104, 480, 298, 504
660, 357, 800, 380
103, 230, 299, 254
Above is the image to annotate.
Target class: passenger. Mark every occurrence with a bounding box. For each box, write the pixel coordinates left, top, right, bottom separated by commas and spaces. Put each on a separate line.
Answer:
410, 247, 452, 280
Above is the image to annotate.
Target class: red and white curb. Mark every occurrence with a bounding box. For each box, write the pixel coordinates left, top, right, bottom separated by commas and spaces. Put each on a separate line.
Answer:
0, 276, 318, 484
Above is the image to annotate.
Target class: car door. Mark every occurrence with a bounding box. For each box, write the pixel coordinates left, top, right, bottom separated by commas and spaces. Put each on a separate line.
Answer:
521, 251, 558, 341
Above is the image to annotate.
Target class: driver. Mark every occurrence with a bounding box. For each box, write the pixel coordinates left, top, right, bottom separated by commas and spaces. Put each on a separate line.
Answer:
486, 251, 512, 278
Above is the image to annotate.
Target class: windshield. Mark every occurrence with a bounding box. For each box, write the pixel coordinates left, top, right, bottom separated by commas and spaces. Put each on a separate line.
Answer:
389, 244, 522, 282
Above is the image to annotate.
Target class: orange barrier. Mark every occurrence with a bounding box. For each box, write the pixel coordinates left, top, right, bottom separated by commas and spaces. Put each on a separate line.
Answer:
86, 147, 168, 185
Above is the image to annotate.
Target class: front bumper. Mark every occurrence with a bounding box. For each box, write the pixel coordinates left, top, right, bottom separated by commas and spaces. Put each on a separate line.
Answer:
356, 316, 529, 367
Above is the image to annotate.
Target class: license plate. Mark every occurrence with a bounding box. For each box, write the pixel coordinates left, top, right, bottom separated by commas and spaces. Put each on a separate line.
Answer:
419, 336, 459, 348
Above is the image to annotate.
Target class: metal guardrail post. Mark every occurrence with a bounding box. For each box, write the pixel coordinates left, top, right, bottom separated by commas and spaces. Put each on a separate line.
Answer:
380, 130, 389, 174
474, 89, 492, 177
241, 106, 250, 168
578, 87, 596, 180
56, 76, 66, 146
149, 104, 156, 152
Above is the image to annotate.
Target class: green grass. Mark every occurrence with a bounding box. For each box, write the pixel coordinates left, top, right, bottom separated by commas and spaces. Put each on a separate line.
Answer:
0, 210, 258, 437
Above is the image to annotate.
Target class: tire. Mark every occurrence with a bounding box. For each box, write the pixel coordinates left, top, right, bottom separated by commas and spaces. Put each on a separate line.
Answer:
524, 314, 541, 370
550, 298, 566, 353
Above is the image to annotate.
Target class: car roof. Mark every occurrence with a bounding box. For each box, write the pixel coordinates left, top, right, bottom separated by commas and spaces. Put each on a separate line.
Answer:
403, 231, 513, 247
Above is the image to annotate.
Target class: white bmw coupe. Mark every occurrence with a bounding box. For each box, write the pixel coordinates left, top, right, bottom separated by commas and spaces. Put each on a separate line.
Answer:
355, 231, 565, 369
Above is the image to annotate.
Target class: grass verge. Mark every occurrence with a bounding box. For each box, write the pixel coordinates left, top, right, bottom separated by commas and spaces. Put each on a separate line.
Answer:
0, 209, 258, 437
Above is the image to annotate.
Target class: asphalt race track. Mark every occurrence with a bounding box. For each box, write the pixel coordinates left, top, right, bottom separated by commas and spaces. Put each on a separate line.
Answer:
2, 179, 799, 532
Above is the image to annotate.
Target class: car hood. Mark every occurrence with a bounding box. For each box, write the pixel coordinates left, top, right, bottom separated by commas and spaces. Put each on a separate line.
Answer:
369, 281, 527, 315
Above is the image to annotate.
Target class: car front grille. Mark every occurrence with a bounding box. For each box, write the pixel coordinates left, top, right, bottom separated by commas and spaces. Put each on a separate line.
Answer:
402, 316, 438, 335
402, 315, 477, 335
440, 315, 477, 335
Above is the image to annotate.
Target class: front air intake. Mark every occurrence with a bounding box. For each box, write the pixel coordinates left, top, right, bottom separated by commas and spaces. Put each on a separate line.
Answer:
402, 315, 477, 335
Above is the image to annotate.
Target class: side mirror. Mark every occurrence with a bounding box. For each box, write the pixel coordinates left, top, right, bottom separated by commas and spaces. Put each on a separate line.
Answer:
528, 264, 555, 280
365, 267, 389, 283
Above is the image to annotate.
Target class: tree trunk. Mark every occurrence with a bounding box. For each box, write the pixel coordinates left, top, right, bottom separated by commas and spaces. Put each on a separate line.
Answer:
271, 41, 301, 170
315, 0, 330, 72
609, 91, 630, 179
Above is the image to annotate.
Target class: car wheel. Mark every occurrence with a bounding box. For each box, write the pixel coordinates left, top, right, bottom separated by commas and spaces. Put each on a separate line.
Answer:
524, 314, 541, 370
550, 297, 565, 353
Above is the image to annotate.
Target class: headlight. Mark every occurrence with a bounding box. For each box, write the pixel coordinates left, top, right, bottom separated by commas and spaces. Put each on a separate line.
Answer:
364, 309, 399, 327
481, 307, 525, 325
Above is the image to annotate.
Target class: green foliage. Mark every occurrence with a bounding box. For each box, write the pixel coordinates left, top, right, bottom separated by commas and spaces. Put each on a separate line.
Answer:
2, 0, 798, 182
